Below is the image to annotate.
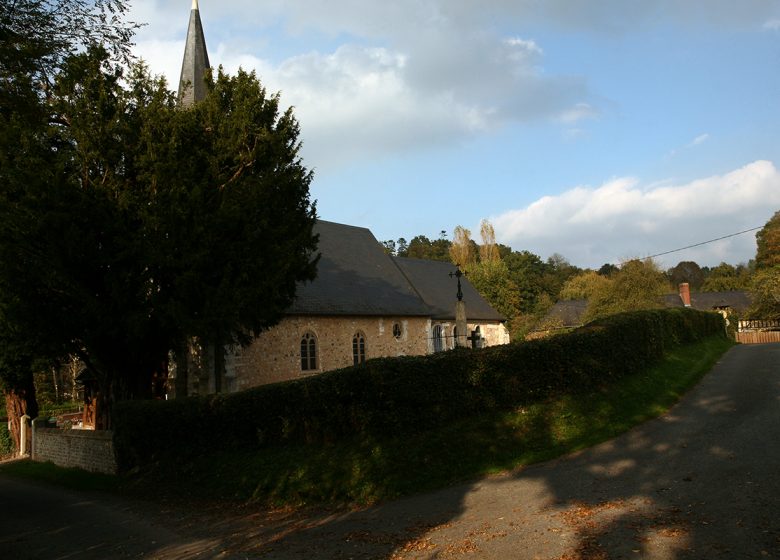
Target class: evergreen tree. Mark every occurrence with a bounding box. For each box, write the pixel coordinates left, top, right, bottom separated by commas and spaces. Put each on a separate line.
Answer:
0, 49, 318, 428
667, 261, 705, 291
0, 0, 138, 444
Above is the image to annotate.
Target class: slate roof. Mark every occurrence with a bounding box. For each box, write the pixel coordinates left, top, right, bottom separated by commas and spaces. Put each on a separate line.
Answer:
288, 221, 432, 317
535, 290, 752, 333
178, 1, 210, 106
394, 257, 505, 321
663, 291, 752, 313
536, 299, 589, 329
287, 221, 505, 321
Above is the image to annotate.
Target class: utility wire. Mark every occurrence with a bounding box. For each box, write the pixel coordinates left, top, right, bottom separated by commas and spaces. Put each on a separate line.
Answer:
643, 226, 762, 261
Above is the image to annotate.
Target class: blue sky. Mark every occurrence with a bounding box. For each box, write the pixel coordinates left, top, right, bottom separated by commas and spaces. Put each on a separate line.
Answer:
130, 0, 780, 269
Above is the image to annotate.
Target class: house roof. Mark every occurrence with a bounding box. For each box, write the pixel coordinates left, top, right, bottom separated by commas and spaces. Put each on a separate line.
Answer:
536, 299, 589, 330
535, 289, 752, 333
663, 291, 752, 313
288, 221, 432, 317
287, 221, 504, 321
394, 257, 506, 321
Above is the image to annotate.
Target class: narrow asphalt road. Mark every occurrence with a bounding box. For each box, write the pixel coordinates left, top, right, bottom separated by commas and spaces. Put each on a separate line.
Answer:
1, 343, 778, 559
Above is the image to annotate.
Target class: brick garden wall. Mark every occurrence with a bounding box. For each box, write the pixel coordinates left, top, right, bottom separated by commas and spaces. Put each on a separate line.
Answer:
32, 420, 117, 474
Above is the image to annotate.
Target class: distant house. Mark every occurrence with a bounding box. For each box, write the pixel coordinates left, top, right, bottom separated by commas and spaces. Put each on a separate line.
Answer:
662, 282, 752, 315
526, 299, 588, 339
178, 220, 509, 394
528, 283, 752, 340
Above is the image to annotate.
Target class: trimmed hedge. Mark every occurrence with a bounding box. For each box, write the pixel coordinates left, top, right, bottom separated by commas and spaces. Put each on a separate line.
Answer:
113, 308, 724, 470
0, 422, 13, 457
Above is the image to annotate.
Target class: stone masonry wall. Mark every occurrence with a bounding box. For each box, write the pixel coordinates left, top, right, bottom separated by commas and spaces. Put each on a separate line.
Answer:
227, 315, 431, 388
430, 320, 511, 351
32, 420, 117, 474
174, 315, 510, 393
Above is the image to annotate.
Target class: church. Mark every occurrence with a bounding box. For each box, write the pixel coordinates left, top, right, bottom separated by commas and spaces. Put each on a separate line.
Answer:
174, 2, 509, 395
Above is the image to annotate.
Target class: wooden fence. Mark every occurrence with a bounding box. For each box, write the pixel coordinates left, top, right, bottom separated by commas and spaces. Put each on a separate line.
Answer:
736, 331, 780, 344
737, 320, 780, 344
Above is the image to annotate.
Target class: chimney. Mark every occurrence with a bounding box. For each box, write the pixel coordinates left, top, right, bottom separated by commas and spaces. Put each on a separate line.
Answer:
679, 283, 691, 307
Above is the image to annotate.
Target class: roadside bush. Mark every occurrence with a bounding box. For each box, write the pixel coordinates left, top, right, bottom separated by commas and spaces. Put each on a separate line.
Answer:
113, 308, 724, 470
0, 422, 13, 457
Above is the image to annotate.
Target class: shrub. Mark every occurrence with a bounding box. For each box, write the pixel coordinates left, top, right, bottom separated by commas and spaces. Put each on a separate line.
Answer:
113, 308, 724, 470
0, 422, 13, 457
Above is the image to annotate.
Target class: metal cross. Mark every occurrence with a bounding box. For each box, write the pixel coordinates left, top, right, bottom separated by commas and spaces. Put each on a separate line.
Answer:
449, 265, 464, 301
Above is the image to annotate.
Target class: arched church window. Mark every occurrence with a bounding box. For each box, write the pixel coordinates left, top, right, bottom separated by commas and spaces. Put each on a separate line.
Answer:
433, 324, 444, 353
300, 332, 318, 371
474, 326, 482, 349
352, 331, 366, 365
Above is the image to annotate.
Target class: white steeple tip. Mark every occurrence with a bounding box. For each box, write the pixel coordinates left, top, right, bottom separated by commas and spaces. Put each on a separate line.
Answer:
192, 0, 199, 10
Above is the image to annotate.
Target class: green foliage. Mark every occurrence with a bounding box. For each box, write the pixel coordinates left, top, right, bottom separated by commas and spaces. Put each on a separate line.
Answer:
667, 261, 705, 291
406, 234, 451, 261
112, 308, 724, 471
504, 250, 548, 313
0, 48, 318, 412
701, 262, 751, 292
598, 263, 619, 277
0, 422, 13, 456
559, 270, 612, 301
584, 259, 667, 322
747, 266, 780, 320
0, 459, 119, 492
467, 259, 522, 330
755, 210, 780, 269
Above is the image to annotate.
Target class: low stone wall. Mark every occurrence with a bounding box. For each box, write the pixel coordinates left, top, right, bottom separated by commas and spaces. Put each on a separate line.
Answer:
31, 420, 117, 474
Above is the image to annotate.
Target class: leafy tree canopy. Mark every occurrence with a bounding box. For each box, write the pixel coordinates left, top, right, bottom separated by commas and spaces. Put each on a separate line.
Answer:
667, 261, 705, 291
468, 259, 522, 334
748, 268, 780, 320
701, 262, 751, 292
559, 271, 612, 301
748, 211, 780, 319
0, 0, 139, 438
584, 259, 667, 322
0, 48, 318, 421
755, 210, 780, 269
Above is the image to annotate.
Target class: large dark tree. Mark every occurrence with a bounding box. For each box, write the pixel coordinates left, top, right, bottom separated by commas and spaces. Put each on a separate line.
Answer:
0, 44, 318, 428
667, 261, 705, 291
0, 0, 139, 444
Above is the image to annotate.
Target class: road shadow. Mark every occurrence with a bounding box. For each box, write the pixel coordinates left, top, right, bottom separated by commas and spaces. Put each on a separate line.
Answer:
127, 344, 780, 559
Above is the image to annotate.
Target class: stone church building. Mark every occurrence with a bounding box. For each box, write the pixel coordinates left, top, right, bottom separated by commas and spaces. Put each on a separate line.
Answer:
173, 2, 509, 395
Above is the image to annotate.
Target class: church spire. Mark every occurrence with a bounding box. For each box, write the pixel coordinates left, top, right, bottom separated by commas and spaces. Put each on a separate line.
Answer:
178, 0, 210, 106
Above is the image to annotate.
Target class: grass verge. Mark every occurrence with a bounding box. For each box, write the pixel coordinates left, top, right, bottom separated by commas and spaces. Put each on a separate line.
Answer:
122, 335, 733, 507
0, 459, 120, 493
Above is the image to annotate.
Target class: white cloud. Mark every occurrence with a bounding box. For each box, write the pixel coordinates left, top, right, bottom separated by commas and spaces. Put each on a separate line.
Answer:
556, 102, 600, 124
688, 133, 710, 147
128, 1, 779, 170
129, 1, 594, 170
491, 161, 780, 268
763, 19, 780, 30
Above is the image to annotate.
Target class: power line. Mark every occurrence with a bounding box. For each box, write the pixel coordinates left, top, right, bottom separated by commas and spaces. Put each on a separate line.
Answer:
644, 226, 763, 261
